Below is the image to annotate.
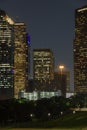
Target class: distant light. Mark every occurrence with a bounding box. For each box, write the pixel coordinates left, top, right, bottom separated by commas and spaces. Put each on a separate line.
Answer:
48, 113, 51, 116
30, 114, 33, 117
59, 65, 64, 69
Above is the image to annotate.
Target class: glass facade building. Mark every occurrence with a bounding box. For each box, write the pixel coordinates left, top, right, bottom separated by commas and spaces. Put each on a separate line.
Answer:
0, 10, 14, 99
0, 10, 29, 99
74, 6, 87, 93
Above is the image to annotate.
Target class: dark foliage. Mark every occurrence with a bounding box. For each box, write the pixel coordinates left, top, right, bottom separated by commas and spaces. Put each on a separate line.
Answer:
0, 94, 87, 126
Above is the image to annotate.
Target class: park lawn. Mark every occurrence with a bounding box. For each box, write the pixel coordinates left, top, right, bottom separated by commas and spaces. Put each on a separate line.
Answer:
1, 111, 87, 130
12, 111, 87, 129
48, 111, 87, 129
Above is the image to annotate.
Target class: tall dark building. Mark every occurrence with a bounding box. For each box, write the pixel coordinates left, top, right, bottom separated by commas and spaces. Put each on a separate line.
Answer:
53, 72, 67, 97
0, 10, 29, 99
0, 10, 14, 99
74, 6, 87, 93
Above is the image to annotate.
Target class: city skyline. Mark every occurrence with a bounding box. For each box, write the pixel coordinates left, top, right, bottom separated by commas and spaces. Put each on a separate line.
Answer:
1, 0, 87, 90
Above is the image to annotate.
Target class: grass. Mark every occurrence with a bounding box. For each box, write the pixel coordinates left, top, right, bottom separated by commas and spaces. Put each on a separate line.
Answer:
1, 111, 87, 130
13, 111, 87, 129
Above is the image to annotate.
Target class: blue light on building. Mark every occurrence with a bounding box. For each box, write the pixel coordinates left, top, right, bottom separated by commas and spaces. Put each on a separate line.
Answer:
26, 33, 30, 45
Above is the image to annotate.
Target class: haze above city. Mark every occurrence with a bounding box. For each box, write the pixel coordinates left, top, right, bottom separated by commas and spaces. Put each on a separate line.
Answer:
0, 0, 87, 90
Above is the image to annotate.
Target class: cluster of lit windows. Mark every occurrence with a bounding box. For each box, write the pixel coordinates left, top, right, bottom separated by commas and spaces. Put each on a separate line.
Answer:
74, 6, 87, 92
0, 66, 13, 88
14, 23, 28, 98
0, 11, 14, 91
0, 10, 29, 99
33, 49, 54, 81
19, 90, 61, 101
34, 51, 51, 57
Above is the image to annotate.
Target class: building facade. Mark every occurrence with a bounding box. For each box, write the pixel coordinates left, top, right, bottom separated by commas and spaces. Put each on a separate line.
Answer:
0, 10, 14, 99
74, 6, 87, 93
33, 49, 54, 90
14, 23, 28, 98
19, 89, 61, 101
0, 10, 29, 99
53, 72, 67, 97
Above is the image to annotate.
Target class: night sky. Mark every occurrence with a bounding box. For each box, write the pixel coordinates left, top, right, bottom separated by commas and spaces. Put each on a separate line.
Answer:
0, 0, 87, 90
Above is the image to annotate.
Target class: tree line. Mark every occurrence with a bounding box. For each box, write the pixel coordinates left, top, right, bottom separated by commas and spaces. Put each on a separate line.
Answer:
0, 94, 87, 126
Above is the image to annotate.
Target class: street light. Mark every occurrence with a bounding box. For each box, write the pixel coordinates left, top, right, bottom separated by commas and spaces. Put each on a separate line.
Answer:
58, 65, 65, 96
48, 113, 51, 116
59, 65, 64, 76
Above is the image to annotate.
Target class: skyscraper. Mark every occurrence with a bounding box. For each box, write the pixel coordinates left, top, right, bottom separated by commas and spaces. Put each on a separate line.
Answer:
0, 10, 29, 99
14, 23, 28, 98
33, 49, 54, 81
74, 6, 87, 93
33, 49, 54, 90
0, 10, 14, 99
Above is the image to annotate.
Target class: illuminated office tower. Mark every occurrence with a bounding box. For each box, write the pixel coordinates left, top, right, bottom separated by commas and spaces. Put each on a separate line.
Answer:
14, 23, 28, 98
33, 49, 54, 80
0, 9, 29, 99
74, 6, 87, 93
0, 10, 14, 99
33, 49, 54, 90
